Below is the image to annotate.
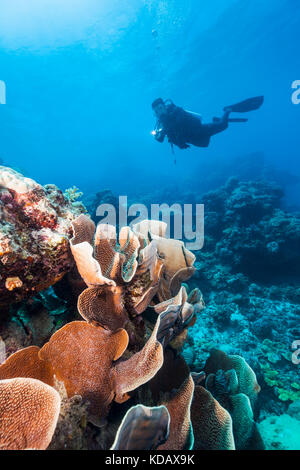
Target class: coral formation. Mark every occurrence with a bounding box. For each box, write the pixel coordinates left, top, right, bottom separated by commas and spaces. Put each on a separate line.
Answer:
179, 178, 300, 423
0, 167, 85, 305
0, 200, 264, 451
191, 383, 235, 450
0, 377, 60, 450
258, 414, 300, 450
204, 350, 264, 450
0, 316, 166, 424
71, 214, 197, 339
198, 178, 299, 279
3, 170, 297, 451
64, 186, 84, 203
111, 405, 170, 450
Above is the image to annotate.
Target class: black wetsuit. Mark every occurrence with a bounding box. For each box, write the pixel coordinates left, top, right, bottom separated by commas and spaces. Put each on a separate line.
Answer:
155, 103, 229, 149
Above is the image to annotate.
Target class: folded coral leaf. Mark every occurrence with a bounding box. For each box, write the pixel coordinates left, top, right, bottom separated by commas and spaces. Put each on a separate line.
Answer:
94, 224, 140, 283
187, 287, 205, 314
206, 370, 265, 450
191, 385, 235, 450
133, 220, 196, 292
204, 349, 261, 404
156, 238, 195, 277
229, 393, 256, 450
70, 214, 95, 247
113, 310, 167, 403
111, 404, 170, 450
158, 375, 195, 450
152, 237, 196, 301
70, 241, 116, 287
0, 377, 60, 450
137, 240, 160, 277
77, 285, 128, 331
154, 285, 185, 315
132, 219, 168, 240
39, 321, 129, 421
0, 345, 53, 385
169, 266, 196, 298
153, 286, 195, 345
118, 226, 140, 282
127, 240, 164, 315
94, 223, 123, 281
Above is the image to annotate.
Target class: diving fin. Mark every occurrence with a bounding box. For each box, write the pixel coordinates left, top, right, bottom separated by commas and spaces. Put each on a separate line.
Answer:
228, 118, 248, 122
213, 117, 248, 123
224, 96, 264, 113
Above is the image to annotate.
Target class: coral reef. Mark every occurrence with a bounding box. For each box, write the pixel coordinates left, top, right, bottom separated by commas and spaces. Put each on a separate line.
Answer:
0, 200, 264, 450
258, 414, 300, 450
0, 167, 86, 305
199, 178, 299, 279
1, 171, 298, 451
181, 178, 300, 423
191, 382, 235, 450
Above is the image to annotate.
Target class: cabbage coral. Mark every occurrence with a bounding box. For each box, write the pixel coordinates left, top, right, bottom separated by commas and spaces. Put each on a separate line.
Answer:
0, 203, 264, 450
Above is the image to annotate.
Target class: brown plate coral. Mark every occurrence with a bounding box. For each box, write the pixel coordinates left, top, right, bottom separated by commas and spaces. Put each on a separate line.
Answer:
0, 179, 264, 450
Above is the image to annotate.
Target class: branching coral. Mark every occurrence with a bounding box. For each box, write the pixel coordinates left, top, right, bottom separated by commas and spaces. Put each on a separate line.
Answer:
64, 186, 84, 203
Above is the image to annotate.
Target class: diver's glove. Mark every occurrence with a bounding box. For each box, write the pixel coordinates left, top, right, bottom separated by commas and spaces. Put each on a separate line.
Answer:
152, 128, 165, 143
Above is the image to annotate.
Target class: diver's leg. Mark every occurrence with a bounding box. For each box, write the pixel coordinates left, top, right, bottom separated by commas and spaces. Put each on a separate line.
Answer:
203, 109, 231, 136
188, 110, 231, 147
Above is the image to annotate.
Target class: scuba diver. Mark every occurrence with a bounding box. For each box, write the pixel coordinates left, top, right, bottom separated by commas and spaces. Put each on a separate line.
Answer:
151, 96, 264, 151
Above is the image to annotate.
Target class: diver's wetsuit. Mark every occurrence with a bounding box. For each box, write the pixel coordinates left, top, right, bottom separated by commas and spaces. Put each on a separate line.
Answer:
155, 103, 229, 149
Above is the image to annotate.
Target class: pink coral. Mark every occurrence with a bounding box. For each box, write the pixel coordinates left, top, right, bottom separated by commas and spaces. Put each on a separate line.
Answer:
0, 166, 85, 305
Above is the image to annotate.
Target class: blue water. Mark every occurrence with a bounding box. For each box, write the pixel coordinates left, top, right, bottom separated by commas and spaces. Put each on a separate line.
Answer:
0, 0, 300, 202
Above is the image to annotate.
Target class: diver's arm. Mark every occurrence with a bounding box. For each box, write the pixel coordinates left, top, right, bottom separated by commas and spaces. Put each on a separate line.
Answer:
152, 119, 166, 143
155, 129, 166, 142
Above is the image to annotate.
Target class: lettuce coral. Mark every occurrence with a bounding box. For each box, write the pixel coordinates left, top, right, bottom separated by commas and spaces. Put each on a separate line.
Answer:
0, 176, 266, 451
111, 404, 170, 450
